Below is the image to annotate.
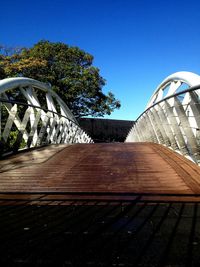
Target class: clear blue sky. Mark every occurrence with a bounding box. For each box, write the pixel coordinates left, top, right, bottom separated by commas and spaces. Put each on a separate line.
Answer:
1, 0, 200, 120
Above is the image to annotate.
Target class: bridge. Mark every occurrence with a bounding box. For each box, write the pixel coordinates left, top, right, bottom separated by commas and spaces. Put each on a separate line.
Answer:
0, 72, 200, 266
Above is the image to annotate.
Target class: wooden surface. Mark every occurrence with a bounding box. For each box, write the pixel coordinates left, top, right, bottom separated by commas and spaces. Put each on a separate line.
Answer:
1, 143, 200, 266
0, 143, 200, 201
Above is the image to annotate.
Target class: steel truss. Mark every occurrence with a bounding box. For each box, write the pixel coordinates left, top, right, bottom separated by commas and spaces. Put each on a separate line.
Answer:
0, 77, 93, 155
126, 71, 200, 164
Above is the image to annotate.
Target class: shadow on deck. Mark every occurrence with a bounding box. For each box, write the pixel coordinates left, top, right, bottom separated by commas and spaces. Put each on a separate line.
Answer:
0, 143, 200, 266
0, 193, 200, 266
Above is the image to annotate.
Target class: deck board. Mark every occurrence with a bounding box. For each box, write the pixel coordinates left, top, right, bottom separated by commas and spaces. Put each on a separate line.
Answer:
0, 143, 200, 200
1, 143, 200, 265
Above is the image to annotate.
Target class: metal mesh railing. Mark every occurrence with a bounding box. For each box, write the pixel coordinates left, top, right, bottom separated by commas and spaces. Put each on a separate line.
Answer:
0, 98, 93, 155
126, 86, 200, 164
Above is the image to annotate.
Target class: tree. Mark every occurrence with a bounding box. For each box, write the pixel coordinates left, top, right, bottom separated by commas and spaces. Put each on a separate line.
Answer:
0, 41, 120, 117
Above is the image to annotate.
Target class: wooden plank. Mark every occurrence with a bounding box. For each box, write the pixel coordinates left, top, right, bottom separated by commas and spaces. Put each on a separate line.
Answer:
0, 142, 199, 202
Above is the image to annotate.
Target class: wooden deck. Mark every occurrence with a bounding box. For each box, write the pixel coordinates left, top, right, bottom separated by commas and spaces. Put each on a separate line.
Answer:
1, 143, 200, 266
0, 142, 200, 201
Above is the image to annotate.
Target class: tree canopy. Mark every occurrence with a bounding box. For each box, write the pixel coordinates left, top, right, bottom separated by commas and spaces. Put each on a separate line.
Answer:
0, 41, 120, 117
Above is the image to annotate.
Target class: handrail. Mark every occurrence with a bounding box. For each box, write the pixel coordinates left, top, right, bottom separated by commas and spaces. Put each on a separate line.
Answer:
135, 84, 200, 123
0, 77, 93, 155
126, 74, 200, 165
0, 97, 79, 126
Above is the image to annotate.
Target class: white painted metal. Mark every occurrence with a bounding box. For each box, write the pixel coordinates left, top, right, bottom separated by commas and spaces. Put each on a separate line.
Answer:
126, 71, 200, 165
0, 77, 76, 122
0, 77, 93, 154
146, 71, 200, 108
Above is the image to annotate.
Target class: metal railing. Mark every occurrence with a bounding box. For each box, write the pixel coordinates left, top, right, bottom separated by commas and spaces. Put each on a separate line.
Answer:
0, 77, 93, 155
126, 75, 200, 164
0, 98, 93, 155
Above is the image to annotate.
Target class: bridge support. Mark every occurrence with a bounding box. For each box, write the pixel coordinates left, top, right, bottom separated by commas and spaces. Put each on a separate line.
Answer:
0, 77, 93, 155
126, 71, 200, 165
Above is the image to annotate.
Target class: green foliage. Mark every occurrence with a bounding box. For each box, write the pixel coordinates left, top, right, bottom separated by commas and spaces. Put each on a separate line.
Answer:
0, 130, 26, 155
0, 40, 121, 117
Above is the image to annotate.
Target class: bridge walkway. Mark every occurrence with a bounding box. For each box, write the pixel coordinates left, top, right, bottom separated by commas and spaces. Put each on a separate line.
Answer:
0, 142, 200, 202
1, 143, 200, 266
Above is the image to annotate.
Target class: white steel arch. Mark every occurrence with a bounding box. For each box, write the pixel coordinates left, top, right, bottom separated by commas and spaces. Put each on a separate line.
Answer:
126, 71, 200, 165
0, 77, 93, 155
0, 77, 76, 122
146, 71, 200, 108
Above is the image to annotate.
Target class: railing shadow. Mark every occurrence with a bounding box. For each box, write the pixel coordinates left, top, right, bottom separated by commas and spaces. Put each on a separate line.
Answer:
0, 192, 199, 266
